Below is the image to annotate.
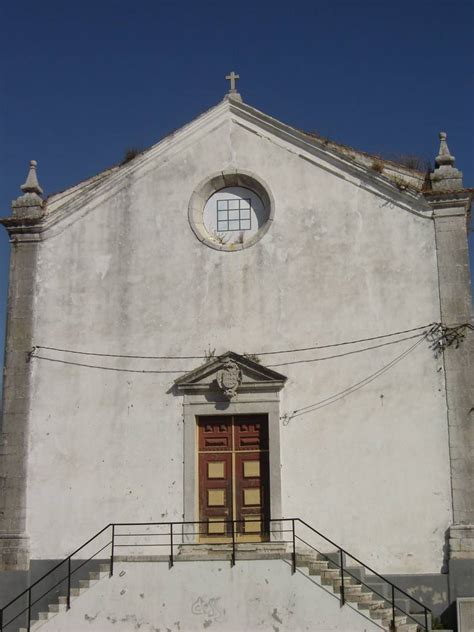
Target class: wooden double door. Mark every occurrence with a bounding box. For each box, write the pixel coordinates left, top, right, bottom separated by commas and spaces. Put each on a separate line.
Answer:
198, 414, 270, 541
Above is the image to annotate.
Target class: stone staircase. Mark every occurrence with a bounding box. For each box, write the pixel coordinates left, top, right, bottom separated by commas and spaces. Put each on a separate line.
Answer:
295, 551, 428, 632
17, 545, 429, 632
18, 564, 110, 632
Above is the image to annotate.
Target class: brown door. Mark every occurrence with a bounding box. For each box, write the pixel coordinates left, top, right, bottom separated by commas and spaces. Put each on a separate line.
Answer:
198, 417, 233, 537
198, 415, 269, 541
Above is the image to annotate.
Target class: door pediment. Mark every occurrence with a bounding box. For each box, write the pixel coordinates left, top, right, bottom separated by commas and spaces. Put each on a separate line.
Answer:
174, 351, 286, 398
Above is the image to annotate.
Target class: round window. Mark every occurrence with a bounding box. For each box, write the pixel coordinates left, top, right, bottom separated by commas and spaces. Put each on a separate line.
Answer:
188, 172, 274, 251
203, 187, 265, 246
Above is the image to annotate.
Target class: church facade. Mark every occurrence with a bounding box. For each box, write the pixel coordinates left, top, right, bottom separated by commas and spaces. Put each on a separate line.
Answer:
0, 85, 473, 631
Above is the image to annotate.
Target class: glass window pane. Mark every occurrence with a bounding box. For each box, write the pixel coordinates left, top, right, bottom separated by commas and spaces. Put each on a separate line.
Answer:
241, 219, 251, 230
217, 221, 228, 231
240, 199, 251, 209
228, 220, 239, 230
228, 200, 239, 210
217, 200, 227, 210
228, 210, 239, 220
240, 208, 250, 219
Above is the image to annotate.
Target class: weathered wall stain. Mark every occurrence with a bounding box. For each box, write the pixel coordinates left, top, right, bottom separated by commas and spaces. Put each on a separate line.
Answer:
191, 596, 222, 622
271, 608, 283, 624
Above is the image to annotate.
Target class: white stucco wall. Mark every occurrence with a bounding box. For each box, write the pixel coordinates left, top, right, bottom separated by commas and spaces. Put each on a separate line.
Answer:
27, 102, 451, 574
37, 560, 381, 632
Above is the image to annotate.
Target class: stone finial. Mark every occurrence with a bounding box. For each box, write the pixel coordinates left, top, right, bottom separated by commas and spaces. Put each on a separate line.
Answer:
430, 132, 463, 191
21, 160, 43, 195
12, 159, 44, 219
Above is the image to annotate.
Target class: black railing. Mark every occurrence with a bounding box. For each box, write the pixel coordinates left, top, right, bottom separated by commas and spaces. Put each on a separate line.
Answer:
0, 519, 431, 632
295, 518, 430, 631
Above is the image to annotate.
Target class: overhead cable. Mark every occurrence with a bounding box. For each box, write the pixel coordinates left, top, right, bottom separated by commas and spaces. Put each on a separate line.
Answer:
267, 331, 427, 368
30, 355, 186, 374
33, 347, 204, 360
33, 322, 437, 361
257, 323, 435, 356
282, 332, 431, 422
30, 329, 433, 374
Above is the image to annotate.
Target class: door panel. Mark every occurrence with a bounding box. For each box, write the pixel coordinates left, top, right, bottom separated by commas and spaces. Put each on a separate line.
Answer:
234, 416, 268, 451
235, 451, 270, 536
199, 452, 233, 537
199, 416, 233, 451
197, 414, 269, 541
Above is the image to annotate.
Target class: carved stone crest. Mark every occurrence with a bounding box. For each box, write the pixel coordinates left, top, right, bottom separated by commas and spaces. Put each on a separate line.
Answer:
216, 359, 242, 399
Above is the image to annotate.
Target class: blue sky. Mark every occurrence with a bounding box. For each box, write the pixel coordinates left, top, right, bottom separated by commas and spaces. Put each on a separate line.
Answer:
0, 0, 473, 374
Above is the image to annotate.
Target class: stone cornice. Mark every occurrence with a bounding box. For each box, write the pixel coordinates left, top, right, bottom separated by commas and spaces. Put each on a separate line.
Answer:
423, 189, 472, 216
0, 214, 45, 242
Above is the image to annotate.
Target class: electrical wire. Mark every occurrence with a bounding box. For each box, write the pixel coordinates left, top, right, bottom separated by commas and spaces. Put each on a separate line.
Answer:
30, 324, 443, 375
32, 327, 440, 413
267, 331, 427, 368
33, 347, 205, 360
33, 322, 437, 360
30, 330, 432, 374
31, 355, 186, 374
257, 323, 435, 356
283, 332, 430, 421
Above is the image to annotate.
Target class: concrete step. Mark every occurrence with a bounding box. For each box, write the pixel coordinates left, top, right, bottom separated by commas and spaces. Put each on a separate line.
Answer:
19, 621, 47, 632
322, 573, 355, 585
296, 551, 332, 565
71, 586, 87, 596
299, 559, 329, 572
343, 583, 363, 594
381, 616, 409, 627
79, 579, 92, 589
18, 566, 110, 632
409, 611, 432, 629
320, 568, 341, 580
38, 611, 54, 620
354, 591, 376, 604
344, 592, 376, 606
115, 554, 170, 563
307, 564, 332, 575
364, 580, 387, 594
370, 608, 408, 623
327, 577, 362, 591
344, 592, 370, 604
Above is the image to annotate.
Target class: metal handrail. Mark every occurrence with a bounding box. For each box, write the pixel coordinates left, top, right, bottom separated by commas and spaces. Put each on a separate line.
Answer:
0, 523, 112, 612
297, 518, 429, 613
0, 518, 431, 632
293, 530, 427, 630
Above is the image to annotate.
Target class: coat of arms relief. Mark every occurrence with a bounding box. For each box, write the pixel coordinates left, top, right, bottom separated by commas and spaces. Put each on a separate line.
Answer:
216, 359, 242, 399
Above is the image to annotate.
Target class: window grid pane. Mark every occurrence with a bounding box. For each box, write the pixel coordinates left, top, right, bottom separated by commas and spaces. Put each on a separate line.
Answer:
216, 199, 252, 232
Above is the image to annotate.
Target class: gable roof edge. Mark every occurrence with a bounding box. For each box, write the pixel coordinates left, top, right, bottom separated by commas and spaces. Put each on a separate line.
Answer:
226, 100, 433, 219
1, 99, 233, 238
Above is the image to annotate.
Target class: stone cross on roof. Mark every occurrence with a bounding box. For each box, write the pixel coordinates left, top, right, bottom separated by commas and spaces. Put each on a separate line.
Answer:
225, 71, 240, 93
224, 71, 242, 102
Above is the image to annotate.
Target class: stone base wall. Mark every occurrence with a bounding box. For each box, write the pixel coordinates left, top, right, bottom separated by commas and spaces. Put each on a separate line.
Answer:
450, 524, 474, 561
